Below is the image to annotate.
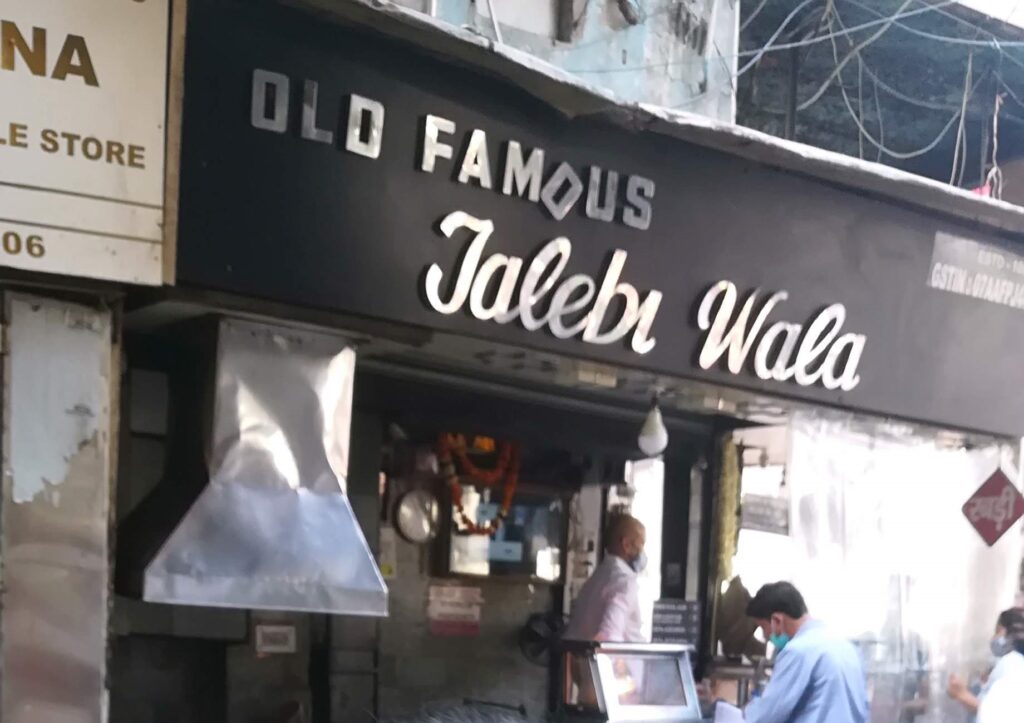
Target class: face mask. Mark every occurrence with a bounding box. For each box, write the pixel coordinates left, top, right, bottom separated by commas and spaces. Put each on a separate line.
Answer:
770, 633, 791, 652
629, 550, 648, 573
769, 618, 790, 652
991, 635, 1014, 658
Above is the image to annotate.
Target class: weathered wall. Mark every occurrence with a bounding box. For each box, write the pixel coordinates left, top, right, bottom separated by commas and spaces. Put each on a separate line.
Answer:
1, 295, 116, 723
382, 0, 737, 121
376, 533, 552, 718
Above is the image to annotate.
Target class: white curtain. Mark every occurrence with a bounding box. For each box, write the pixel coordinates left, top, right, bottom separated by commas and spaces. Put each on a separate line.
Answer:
785, 414, 1022, 723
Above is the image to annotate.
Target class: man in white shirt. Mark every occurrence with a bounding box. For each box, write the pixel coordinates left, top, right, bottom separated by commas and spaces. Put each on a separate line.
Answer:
948, 607, 1024, 719
564, 515, 648, 707
565, 514, 648, 643
976, 609, 1024, 723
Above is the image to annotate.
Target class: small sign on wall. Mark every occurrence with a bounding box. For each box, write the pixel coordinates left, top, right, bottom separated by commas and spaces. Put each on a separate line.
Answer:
962, 469, 1024, 547
379, 526, 398, 580
741, 494, 790, 535
652, 599, 701, 647
428, 584, 482, 637
255, 624, 298, 655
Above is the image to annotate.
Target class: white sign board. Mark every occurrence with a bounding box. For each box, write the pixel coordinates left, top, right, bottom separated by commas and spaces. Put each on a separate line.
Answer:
0, 0, 169, 284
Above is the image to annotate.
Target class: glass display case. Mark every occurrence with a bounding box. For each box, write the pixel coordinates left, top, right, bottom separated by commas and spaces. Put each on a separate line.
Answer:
559, 641, 704, 722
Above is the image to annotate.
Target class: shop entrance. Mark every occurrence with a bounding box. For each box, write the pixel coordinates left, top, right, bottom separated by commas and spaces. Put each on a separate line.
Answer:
355, 370, 718, 719
110, 318, 726, 722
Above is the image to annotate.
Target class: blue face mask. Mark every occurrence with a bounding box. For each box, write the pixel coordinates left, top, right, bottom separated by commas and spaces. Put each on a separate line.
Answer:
770, 633, 791, 652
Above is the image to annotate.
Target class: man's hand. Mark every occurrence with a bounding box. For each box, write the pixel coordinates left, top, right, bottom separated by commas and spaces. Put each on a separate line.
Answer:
946, 672, 979, 712
696, 678, 718, 705
946, 673, 968, 702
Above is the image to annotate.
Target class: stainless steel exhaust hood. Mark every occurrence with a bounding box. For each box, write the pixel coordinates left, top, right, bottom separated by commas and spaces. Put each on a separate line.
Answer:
144, 319, 388, 616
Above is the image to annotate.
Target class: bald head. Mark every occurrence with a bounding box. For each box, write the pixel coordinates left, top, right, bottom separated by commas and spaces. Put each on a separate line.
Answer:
606, 514, 646, 561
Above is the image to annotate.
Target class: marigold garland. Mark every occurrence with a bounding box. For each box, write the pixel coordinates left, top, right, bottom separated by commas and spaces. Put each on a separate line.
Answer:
437, 433, 521, 536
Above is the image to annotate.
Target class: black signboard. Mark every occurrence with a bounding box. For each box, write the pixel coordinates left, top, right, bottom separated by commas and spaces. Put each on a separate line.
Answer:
177, 0, 1024, 436
652, 599, 701, 647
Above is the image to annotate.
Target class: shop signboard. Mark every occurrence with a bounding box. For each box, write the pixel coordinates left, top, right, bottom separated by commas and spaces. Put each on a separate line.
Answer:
962, 469, 1024, 547
0, 0, 170, 284
177, 0, 1024, 437
928, 232, 1024, 312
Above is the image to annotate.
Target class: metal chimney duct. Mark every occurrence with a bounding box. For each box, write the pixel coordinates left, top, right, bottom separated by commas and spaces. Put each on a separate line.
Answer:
144, 319, 388, 616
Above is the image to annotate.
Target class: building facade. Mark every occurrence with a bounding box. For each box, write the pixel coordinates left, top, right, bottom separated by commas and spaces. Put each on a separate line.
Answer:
1, 1, 1023, 722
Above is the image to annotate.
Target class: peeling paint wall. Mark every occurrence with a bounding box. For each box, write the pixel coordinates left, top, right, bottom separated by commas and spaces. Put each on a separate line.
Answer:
1, 295, 115, 723
388, 0, 738, 121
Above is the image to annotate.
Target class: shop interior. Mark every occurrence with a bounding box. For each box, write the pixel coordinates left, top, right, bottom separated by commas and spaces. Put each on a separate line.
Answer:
108, 308, 736, 722
107, 305, 1023, 723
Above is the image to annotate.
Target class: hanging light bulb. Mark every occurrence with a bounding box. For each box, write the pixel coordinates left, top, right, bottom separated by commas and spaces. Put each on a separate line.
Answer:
638, 398, 668, 457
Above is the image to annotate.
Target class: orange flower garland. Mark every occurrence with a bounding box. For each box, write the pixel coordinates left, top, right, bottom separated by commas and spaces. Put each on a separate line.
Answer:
437, 434, 521, 535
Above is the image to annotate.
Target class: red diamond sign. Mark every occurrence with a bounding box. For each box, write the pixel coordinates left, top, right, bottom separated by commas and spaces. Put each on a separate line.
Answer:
962, 469, 1024, 547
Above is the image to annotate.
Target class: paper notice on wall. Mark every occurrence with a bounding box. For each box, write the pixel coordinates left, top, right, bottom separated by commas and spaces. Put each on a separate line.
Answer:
428, 584, 482, 636
379, 526, 397, 579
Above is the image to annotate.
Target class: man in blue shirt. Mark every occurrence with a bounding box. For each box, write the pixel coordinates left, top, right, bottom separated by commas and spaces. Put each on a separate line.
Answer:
743, 582, 869, 723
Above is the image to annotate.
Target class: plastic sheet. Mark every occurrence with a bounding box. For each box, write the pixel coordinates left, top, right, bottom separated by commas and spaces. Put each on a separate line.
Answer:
785, 413, 1022, 723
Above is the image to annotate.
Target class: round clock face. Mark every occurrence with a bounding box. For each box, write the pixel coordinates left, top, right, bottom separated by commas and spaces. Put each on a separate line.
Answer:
396, 489, 440, 545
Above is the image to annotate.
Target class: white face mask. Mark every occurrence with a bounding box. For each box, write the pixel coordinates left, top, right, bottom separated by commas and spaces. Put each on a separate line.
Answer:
629, 550, 648, 574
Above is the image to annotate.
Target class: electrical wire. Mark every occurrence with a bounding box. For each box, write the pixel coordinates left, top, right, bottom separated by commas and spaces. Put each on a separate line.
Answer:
838, 76, 968, 160
741, 0, 775, 31
986, 93, 1005, 199
844, 0, 1024, 48
927, 0, 1024, 41
862, 60, 959, 110
825, 16, 1024, 124
734, 0, 822, 76
857, 55, 865, 159
950, 51, 973, 185
743, 0, 961, 54
958, 122, 969, 185
873, 76, 885, 162
825, 10, 982, 159
797, 0, 917, 111
568, 0, 962, 75
562, 0, 1021, 153
841, 0, 1024, 81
